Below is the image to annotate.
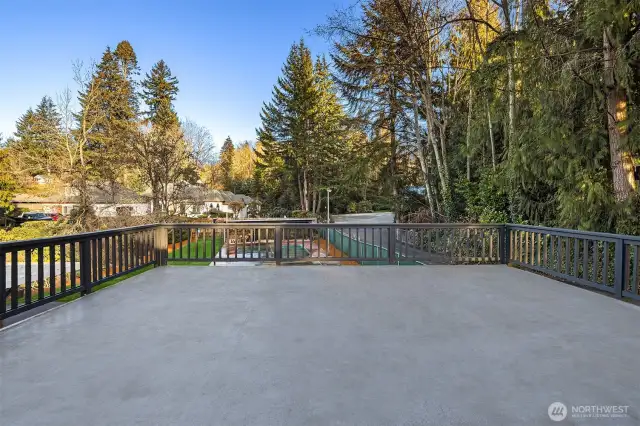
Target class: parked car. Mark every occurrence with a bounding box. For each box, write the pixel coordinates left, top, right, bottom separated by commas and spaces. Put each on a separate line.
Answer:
0, 214, 17, 229
46, 213, 60, 221
16, 212, 54, 223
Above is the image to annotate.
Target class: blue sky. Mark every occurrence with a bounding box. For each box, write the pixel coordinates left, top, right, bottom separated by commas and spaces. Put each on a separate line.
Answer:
0, 0, 353, 151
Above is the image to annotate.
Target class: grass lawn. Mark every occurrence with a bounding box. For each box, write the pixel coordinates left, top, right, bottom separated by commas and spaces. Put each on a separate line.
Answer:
168, 235, 224, 261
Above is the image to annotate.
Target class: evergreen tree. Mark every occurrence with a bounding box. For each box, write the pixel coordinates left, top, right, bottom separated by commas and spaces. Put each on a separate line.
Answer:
141, 60, 179, 127
114, 40, 140, 113
135, 59, 195, 212
77, 42, 139, 188
114, 40, 139, 80
81, 46, 138, 137
11, 96, 61, 175
0, 147, 16, 215
219, 136, 235, 190
308, 55, 349, 213
257, 39, 350, 213
14, 108, 36, 142
326, 2, 410, 217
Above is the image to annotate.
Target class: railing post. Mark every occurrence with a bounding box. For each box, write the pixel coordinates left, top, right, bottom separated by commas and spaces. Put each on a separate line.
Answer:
154, 226, 168, 267
274, 226, 282, 265
80, 239, 92, 295
388, 226, 396, 265
614, 238, 625, 299
0, 250, 5, 327
500, 225, 510, 265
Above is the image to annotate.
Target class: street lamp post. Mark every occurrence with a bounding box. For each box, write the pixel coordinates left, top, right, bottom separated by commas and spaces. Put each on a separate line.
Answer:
326, 188, 332, 223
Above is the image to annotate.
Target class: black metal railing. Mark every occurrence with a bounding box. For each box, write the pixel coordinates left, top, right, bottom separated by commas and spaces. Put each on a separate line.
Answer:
161, 223, 504, 265
507, 224, 640, 301
1, 224, 157, 322
3, 222, 640, 323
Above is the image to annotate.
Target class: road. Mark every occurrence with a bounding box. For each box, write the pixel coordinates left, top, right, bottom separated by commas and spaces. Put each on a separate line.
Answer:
332, 212, 448, 263
332, 212, 394, 255
4, 262, 79, 289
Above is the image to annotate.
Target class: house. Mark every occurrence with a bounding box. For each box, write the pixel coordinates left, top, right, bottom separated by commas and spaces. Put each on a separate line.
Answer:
201, 190, 254, 219
12, 185, 151, 217
168, 186, 254, 218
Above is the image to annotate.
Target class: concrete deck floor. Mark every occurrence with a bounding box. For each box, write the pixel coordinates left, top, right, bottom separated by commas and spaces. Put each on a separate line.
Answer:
1, 265, 639, 425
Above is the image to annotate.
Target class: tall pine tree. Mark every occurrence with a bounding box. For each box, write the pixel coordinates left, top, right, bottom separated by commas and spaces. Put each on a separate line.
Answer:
11, 96, 61, 176
141, 60, 179, 128
219, 136, 235, 191
77, 42, 139, 189
257, 41, 350, 213
136, 59, 194, 212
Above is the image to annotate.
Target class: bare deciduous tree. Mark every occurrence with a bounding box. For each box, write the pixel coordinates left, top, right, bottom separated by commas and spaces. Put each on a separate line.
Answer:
181, 118, 214, 168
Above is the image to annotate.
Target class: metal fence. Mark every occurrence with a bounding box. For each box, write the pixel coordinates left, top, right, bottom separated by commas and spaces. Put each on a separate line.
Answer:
507, 224, 640, 301
162, 223, 503, 265
327, 224, 503, 265
3, 222, 640, 322
164, 223, 391, 264
1, 225, 157, 322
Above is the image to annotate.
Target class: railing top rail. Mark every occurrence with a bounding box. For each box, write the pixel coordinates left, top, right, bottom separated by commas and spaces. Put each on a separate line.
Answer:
228, 218, 316, 223
507, 223, 640, 243
3, 221, 640, 252
164, 222, 505, 229
0, 224, 157, 251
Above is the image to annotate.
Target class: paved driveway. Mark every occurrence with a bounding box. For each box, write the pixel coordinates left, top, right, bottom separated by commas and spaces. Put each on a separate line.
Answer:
4, 262, 79, 288
1, 265, 639, 425
333, 212, 394, 252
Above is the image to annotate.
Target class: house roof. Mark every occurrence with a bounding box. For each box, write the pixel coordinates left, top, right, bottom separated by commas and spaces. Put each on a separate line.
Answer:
232, 194, 253, 204
96, 183, 252, 205
12, 185, 147, 205
179, 186, 252, 204
203, 189, 236, 203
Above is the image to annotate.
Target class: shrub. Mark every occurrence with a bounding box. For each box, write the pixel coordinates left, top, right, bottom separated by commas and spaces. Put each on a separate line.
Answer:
247, 201, 261, 218
356, 200, 374, 213
291, 210, 318, 218
260, 207, 290, 218
479, 207, 509, 224
453, 168, 509, 223
0, 221, 64, 242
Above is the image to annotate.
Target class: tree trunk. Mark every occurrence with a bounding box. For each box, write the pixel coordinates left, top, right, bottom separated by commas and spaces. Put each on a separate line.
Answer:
604, 27, 636, 202
417, 50, 450, 212
419, 83, 448, 204
297, 172, 304, 211
501, 0, 516, 152
466, 87, 474, 180
487, 98, 496, 171
302, 169, 309, 211
411, 89, 436, 218
388, 88, 399, 215
311, 189, 317, 214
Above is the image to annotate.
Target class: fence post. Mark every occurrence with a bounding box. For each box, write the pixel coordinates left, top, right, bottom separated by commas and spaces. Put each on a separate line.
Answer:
500, 225, 510, 265
613, 238, 625, 299
0, 251, 5, 327
154, 226, 168, 267
274, 226, 282, 265
80, 239, 92, 295
388, 226, 396, 265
